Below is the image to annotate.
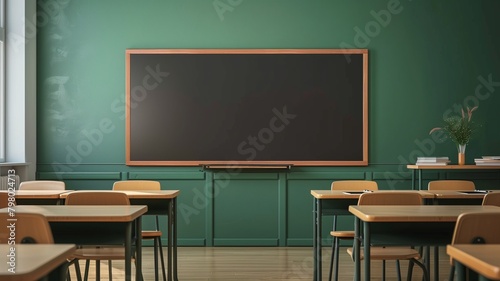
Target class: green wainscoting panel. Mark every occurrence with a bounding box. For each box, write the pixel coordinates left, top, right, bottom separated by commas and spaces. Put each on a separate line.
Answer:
213, 176, 279, 246
214, 239, 279, 246
286, 179, 334, 246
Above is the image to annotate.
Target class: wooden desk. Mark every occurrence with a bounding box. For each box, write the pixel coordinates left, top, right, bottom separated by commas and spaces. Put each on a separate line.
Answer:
447, 244, 500, 281
310, 190, 434, 281
0, 190, 72, 205
0, 205, 147, 281
349, 205, 500, 281
426, 190, 489, 205
0, 244, 75, 281
60, 190, 180, 281
406, 165, 500, 190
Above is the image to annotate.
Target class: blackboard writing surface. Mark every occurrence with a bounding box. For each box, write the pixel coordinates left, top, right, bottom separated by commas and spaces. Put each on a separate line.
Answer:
126, 49, 368, 166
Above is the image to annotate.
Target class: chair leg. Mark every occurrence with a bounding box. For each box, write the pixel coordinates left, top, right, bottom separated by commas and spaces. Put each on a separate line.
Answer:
333, 237, 340, 281
158, 237, 167, 281
409, 258, 429, 281
154, 238, 159, 281
108, 260, 113, 280
449, 265, 455, 281
328, 236, 336, 281
382, 260, 386, 281
96, 260, 100, 281
84, 260, 90, 281
155, 216, 167, 281
396, 260, 402, 281
406, 260, 415, 281
73, 260, 83, 281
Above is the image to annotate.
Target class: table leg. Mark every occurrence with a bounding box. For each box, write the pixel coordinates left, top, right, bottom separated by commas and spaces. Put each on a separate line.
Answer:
172, 197, 178, 281
418, 170, 423, 190
313, 198, 322, 281
354, 217, 361, 281
434, 246, 439, 281
412, 169, 416, 190
125, 221, 132, 281
455, 261, 466, 281
312, 197, 317, 281
136, 216, 143, 281
363, 222, 371, 281
168, 199, 173, 281
424, 246, 430, 281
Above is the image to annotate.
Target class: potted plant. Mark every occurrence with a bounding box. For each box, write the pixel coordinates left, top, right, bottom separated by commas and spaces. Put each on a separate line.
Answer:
429, 106, 478, 165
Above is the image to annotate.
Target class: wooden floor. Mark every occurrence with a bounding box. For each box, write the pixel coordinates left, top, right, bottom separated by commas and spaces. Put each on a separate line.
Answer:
68, 246, 453, 281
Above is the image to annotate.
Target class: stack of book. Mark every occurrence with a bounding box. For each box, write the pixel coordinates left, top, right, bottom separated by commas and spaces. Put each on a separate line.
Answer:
475, 156, 500, 166
415, 157, 450, 166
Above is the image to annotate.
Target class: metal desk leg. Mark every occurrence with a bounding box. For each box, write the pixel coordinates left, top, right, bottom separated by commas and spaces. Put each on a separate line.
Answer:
363, 222, 371, 281
136, 216, 143, 281
172, 197, 178, 281
125, 221, 133, 281
455, 261, 466, 281
313, 198, 322, 281
418, 169, 423, 190
424, 246, 430, 281
434, 246, 439, 281
354, 217, 361, 281
412, 169, 416, 190
313, 198, 317, 281
168, 199, 173, 281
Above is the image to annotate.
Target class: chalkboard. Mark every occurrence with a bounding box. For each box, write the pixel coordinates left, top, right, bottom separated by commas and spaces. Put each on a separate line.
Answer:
126, 49, 368, 166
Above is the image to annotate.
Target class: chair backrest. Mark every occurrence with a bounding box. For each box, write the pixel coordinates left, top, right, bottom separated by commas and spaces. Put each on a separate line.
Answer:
452, 212, 500, 244
427, 180, 475, 191
65, 191, 130, 205
331, 180, 378, 191
482, 192, 500, 206
0, 213, 54, 244
18, 180, 66, 190
113, 180, 161, 191
358, 191, 423, 206
0, 192, 9, 208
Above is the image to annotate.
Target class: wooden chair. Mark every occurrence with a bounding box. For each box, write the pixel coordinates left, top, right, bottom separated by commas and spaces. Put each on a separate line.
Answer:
448, 211, 500, 281
0, 192, 9, 208
427, 180, 475, 190
346, 191, 429, 281
0, 213, 73, 280
482, 192, 500, 206
0, 212, 54, 244
328, 180, 378, 281
65, 191, 132, 281
19, 180, 66, 190
113, 180, 166, 281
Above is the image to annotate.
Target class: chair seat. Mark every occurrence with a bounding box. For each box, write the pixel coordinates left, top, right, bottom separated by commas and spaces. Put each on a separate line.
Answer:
73, 247, 128, 260
142, 230, 162, 239
347, 247, 421, 260
330, 230, 355, 238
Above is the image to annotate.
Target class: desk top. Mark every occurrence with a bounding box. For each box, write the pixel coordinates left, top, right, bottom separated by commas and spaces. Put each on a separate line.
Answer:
0, 244, 76, 280
407, 164, 500, 170
426, 190, 497, 199
349, 205, 500, 222
0, 190, 72, 199
59, 190, 180, 199
311, 190, 434, 199
0, 205, 148, 222
447, 244, 500, 280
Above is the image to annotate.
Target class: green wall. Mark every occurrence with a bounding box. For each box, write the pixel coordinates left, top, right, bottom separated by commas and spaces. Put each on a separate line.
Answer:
36, 0, 500, 246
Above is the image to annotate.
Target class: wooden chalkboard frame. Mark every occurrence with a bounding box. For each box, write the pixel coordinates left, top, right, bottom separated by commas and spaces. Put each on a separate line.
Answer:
126, 49, 368, 166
